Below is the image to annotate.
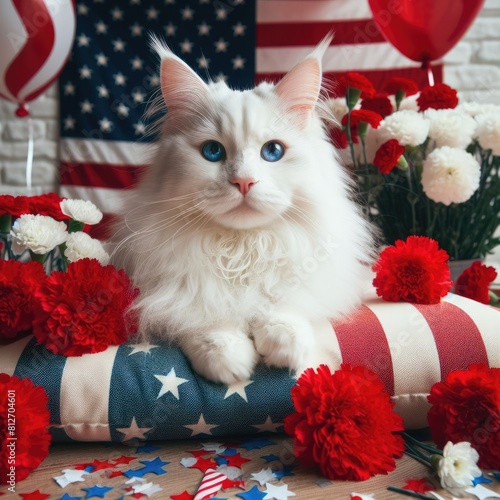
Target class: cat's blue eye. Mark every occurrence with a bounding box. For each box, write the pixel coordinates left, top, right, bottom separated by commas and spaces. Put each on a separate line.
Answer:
201, 141, 225, 162
261, 141, 285, 162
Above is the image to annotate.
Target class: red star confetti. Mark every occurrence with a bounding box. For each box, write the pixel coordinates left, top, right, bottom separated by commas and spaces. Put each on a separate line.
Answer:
108, 470, 125, 478
112, 455, 137, 465
225, 453, 251, 469
170, 491, 195, 500
187, 449, 212, 458
221, 478, 246, 490
191, 456, 218, 473
403, 478, 433, 493
86, 459, 116, 471
19, 491, 50, 500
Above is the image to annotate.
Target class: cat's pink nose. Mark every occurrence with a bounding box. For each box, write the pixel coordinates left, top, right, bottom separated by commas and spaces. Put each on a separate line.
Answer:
230, 177, 257, 196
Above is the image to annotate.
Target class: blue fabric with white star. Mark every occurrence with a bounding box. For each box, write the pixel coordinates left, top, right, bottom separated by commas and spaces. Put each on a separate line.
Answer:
59, 0, 256, 142
13, 340, 293, 442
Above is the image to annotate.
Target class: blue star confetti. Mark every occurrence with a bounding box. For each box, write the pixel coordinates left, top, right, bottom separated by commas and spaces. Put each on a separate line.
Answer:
136, 444, 162, 453
260, 454, 280, 463
240, 438, 276, 451
236, 485, 267, 500
139, 457, 170, 475
58, 494, 82, 500
473, 474, 493, 486
82, 485, 113, 498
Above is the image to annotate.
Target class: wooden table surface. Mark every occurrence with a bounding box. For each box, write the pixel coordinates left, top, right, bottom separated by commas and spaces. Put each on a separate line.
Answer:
2, 436, 499, 499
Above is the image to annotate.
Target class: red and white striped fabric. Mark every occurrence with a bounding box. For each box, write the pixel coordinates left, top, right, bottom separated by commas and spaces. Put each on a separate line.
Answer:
58, 0, 443, 238
193, 469, 227, 500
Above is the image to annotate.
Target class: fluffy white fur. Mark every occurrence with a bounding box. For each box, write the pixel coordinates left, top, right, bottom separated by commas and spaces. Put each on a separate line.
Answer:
111, 36, 373, 384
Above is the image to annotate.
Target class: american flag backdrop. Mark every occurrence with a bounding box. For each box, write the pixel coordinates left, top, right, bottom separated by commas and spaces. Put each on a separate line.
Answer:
59, 0, 443, 236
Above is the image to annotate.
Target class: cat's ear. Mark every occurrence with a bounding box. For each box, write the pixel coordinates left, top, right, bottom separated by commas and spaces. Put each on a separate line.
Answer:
150, 36, 208, 113
275, 33, 333, 125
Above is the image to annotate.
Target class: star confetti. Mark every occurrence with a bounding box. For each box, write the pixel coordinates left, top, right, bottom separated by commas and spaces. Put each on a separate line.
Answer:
58, 494, 83, 500
351, 495, 376, 500
190, 456, 218, 473
54, 469, 90, 487
138, 457, 170, 475
273, 465, 296, 480
180, 457, 198, 468
202, 442, 226, 454
251, 468, 276, 486
19, 492, 50, 500
473, 474, 494, 486
403, 478, 433, 493
170, 491, 195, 500
81, 485, 114, 498
465, 484, 500, 500
260, 455, 280, 463
263, 483, 296, 500
112, 456, 137, 465
236, 486, 267, 500
239, 439, 275, 451
136, 444, 162, 453
225, 453, 251, 468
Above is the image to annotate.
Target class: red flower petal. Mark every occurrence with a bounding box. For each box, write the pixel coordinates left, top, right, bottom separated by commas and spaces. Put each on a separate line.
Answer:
455, 261, 497, 304
428, 363, 500, 469
0, 195, 30, 217
335, 72, 376, 98
360, 93, 393, 118
417, 83, 458, 111
341, 109, 383, 130
284, 364, 404, 481
28, 193, 69, 221
32, 258, 139, 356
373, 139, 405, 175
383, 77, 419, 97
0, 375, 51, 484
0, 260, 46, 340
329, 127, 349, 149
372, 236, 452, 304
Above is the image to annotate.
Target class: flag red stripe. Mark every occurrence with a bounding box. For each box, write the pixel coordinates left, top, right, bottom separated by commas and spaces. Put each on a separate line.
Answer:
413, 303, 488, 380
257, 20, 385, 47
257, 65, 443, 92
332, 305, 395, 395
60, 161, 145, 189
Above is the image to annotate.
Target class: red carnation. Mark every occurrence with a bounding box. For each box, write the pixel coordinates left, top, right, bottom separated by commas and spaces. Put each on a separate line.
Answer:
28, 193, 68, 221
284, 364, 404, 481
455, 261, 497, 304
428, 364, 500, 469
417, 83, 458, 111
33, 258, 139, 356
341, 109, 383, 129
360, 93, 393, 118
373, 139, 406, 175
373, 236, 452, 304
329, 127, 349, 149
0, 374, 51, 484
335, 72, 376, 99
0, 260, 46, 340
384, 77, 419, 97
0, 195, 30, 217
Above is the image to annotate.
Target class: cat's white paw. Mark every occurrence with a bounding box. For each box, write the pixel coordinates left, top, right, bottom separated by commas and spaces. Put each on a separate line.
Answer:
180, 329, 258, 385
252, 313, 315, 371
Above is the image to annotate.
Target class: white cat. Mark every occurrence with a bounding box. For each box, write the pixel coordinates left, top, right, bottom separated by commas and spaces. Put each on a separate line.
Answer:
111, 35, 373, 385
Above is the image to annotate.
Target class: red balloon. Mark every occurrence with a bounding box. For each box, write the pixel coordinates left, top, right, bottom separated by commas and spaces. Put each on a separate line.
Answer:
0, 0, 76, 116
368, 0, 484, 65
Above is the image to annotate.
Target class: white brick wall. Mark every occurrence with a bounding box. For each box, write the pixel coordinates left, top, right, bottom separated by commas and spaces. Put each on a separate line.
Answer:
0, 1, 499, 195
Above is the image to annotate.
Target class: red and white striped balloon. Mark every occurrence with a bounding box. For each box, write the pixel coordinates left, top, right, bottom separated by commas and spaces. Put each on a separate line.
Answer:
0, 0, 75, 117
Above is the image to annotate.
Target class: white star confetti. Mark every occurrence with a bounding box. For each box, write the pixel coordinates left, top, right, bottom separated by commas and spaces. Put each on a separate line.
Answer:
54, 469, 90, 488
251, 468, 276, 486
264, 483, 296, 500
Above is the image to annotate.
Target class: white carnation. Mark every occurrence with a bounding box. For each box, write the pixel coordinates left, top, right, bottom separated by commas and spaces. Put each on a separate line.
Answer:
426, 109, 476, 149
475, 111, 500, 155
64, 231, 110, 265
399, 93, 419, 111
458, 102, 500, 117
422, 146, 481, 206
325, 97, 350, 126
378, 110, 429, 146
11, 214, 68, 255
438, 441, 481, 489
60, 199, 103, 225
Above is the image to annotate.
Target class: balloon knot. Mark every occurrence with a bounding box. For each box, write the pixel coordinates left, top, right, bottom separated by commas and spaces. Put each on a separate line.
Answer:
15, 104, 29, 118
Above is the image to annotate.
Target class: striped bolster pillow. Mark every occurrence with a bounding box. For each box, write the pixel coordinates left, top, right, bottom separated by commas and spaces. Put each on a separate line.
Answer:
1, 292, 498, 443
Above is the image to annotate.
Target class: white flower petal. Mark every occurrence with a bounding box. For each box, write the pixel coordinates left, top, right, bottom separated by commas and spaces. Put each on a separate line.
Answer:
378, 110, 429, 146
60, 199, 103, 225
426, 109, 477, 149
64, 231, 110, 264
421, 146, 481, 206
475, 111, 500, 155
438, 441, 481, 489
10, 214, 68, 255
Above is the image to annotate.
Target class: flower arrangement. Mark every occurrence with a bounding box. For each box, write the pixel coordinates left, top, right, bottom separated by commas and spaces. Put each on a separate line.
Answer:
285, 362, 498, 497
327, 75, 500, 261
0, 193, 138, 355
